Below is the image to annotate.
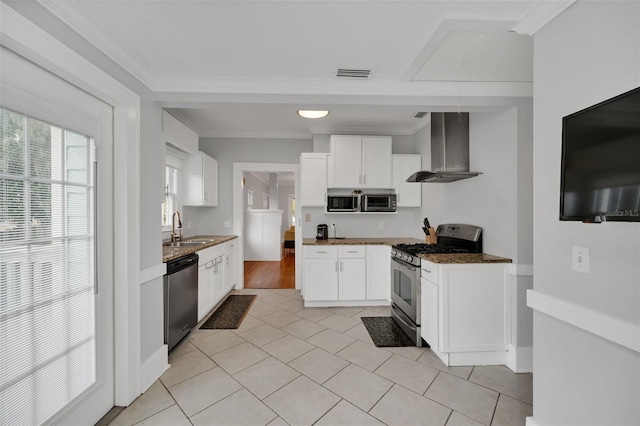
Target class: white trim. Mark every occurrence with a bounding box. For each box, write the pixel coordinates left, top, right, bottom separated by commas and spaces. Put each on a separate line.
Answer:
506, 344, 533, 373
527, 290, 640, 353
233, 162, 301, 290
38, 0, 158, 90
511, 1, 575, 35
140, 264, 167, 284
139, 345, 169, 394
525, 417, 541, 426
509, 263, 534, 276
1, 2, 142, 407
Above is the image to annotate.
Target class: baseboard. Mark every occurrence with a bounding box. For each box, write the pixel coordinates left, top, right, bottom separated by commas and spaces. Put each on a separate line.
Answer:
507, 344, 533, 373
139, 345, 169, 394
525, 416, 541, 426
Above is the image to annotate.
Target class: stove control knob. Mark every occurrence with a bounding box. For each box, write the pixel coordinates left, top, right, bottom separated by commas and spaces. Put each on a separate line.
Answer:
391, 249, 396, 256
407, 255, 414, 263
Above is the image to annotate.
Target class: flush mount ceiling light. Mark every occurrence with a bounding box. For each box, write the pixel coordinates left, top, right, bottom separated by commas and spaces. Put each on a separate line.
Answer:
297, 110, 329, 119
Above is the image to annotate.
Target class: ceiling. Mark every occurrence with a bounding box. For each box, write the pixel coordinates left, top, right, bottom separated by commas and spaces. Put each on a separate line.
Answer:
11, 1, 574, 139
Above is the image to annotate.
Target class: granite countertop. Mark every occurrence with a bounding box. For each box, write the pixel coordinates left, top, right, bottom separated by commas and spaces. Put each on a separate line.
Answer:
420, 253, 512, 264
303, 237, 425, 246
162, 235, 238, 262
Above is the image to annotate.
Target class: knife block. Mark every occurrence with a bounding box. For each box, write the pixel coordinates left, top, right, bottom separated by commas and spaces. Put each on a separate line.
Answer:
425, 228, 437, 244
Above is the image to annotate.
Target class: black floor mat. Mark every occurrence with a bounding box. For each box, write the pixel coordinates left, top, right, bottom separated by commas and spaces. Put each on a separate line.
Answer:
200, 295, 256, 329
361, 316, 417, 347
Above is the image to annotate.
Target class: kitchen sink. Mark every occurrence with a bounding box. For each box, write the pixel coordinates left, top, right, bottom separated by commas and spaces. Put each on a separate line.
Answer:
186, 238, 217, 243
163, 241, 208, 248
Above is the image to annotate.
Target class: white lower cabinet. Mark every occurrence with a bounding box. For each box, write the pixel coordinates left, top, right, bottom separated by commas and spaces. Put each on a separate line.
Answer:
197, 239, 238, 322
303, 245, 388, 306
420, 260, 509, 366
366, 245, 391, 301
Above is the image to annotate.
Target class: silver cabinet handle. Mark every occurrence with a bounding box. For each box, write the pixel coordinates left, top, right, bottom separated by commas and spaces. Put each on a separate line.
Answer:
335, 261, 338, 272
317, 250, 327, 254
340, 261, 343, 272
347, 250, 358, 253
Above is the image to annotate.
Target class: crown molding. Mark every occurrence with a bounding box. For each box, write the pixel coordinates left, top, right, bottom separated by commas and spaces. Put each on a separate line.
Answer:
38, 0, 159, 89
511, 1, 576, 35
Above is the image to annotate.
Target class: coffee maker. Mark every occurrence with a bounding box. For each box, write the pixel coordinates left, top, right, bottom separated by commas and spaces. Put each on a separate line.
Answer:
316, 224, 328, 240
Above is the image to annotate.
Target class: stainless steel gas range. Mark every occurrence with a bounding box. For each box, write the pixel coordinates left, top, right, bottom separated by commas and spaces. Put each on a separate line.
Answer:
390, 224, 483, 346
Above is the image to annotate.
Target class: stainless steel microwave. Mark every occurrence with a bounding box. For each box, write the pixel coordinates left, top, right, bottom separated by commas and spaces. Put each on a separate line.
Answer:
361, 193, 397, 212
327, 195, 360, 212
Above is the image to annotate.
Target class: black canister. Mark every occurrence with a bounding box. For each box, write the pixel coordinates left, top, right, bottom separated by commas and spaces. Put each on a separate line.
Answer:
316, 224, 328, 240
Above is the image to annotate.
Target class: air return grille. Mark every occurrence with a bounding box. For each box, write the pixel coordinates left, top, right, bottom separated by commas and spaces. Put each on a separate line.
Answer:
336, 68, 373, 79
413, 112, 428, 119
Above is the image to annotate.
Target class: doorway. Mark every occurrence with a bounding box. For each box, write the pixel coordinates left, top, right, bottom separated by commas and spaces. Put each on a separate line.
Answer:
1, 47, 114, 425
242, 171, 296, 289
232, 163, 301, 291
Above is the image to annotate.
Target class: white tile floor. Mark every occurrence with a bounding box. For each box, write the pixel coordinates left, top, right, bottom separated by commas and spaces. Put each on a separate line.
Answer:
108, 289, 532, 426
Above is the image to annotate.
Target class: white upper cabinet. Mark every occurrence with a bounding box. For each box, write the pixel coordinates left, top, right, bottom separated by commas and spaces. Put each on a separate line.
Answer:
162, 110, 198, 154
183, 151, 218, 206
393, 154, 422, 207
300, 153, 328, 206
330, 135, 392, 188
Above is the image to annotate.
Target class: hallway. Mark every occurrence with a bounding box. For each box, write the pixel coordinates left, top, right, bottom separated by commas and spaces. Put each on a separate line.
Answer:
244, 254, 295, 289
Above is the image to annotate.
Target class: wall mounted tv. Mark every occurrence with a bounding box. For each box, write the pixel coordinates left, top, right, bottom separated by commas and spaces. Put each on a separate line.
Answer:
560, 86, 640, 223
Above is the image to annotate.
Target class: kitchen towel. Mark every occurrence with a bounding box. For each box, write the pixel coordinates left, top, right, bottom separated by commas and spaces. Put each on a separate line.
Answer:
200, 294, 256, 329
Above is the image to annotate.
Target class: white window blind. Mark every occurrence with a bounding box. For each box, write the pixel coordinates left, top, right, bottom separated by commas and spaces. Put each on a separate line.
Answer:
0, 108, 96, 425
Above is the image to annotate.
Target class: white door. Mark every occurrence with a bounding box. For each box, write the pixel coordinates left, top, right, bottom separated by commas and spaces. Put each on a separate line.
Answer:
0, 47, 114, 425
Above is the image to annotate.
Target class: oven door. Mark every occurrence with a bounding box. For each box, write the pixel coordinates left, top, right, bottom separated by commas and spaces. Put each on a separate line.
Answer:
390, 256, 420, 324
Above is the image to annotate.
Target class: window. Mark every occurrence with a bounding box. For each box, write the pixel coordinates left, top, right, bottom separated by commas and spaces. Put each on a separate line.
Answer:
0, 107, 96, 424
162, 148, 184, 229
161, 165, 178, 227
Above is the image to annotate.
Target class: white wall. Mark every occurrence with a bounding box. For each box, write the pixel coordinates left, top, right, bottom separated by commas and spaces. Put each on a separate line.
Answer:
531, 2, 640, 425
195, 137, 312, 236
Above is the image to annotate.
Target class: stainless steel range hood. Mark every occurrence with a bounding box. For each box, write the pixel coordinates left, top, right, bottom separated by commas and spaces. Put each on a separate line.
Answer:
406, 112, 481, 183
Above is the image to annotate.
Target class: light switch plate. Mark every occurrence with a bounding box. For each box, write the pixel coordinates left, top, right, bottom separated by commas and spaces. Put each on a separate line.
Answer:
572, 246, 590, 273
305, 213, 311, 222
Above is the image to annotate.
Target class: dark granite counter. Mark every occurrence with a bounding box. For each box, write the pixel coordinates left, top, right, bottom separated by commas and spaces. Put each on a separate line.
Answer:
420, 253, 512, 264
303, 237, 424, 246
162, 235, 238, 262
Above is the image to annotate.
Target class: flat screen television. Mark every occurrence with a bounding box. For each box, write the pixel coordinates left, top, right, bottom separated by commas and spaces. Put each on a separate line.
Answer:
560, 86, 640, 223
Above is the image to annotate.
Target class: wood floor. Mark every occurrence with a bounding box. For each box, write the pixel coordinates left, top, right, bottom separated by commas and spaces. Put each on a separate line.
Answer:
244, 253, 295, 289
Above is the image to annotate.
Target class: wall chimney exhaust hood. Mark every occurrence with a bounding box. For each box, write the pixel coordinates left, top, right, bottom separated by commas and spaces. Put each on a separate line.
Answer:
406, 112, 481, 183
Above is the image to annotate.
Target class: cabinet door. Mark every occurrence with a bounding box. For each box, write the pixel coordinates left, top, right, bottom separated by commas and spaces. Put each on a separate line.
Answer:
212, 259, 225, 306
362, 137, 392, 188
244, 213, 263, 260
339, 258, 366, 301
331, 136, 362, 188
421, 277, 439, 352
197, 263, 213, 321
304, 258, 338, 301
224, 242, 237, 291
300, 153, 327, 206
202, 154, 218, 206
366, 246, 391, 300
393, 154, 422, 207
262, 212, 282, 261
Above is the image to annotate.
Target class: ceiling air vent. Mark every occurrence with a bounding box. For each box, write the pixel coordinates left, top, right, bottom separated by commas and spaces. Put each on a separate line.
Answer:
413, 112, 428, 119
336, 68, 373, 79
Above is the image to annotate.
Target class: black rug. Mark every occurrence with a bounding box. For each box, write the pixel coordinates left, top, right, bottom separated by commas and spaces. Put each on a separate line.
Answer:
200, 295, 256, 329
361, 317, 417, 347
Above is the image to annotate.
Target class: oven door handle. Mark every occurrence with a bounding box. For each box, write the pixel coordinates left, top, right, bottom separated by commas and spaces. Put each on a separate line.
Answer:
391, 256, 417, 271
392, 304, 418, 332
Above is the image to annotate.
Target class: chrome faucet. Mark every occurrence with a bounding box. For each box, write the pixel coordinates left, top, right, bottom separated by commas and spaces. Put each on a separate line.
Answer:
171, 210, 183, 242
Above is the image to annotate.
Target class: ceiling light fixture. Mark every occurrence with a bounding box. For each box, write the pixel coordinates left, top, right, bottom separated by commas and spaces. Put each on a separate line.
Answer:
297, 110, 329, 119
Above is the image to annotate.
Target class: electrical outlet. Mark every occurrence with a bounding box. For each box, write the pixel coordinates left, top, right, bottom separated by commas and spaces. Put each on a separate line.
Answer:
572, 246, 590, 273
305, 213, 311, 222
379, 221, 384, 230
223, 221, 231, 229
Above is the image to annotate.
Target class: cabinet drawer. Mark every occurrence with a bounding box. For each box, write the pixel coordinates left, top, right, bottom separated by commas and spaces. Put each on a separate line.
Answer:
197, 245, 224, 265
304, 246, 338, 259
338, 246, 365, 258
421, 260, 439, 283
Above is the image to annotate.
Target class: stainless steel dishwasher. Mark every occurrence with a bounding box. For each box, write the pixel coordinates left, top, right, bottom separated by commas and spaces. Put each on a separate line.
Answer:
164, 253, 199, 352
